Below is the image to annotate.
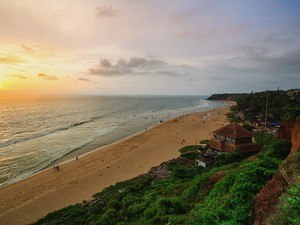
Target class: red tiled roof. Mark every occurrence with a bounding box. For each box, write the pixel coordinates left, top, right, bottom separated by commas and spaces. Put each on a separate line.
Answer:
213, 122, 254, 138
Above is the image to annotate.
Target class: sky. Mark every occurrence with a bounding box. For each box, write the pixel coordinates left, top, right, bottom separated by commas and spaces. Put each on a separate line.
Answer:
0, 0, 299, 95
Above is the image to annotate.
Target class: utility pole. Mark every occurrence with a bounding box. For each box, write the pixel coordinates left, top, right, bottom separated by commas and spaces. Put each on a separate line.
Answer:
265, 92, 268, 130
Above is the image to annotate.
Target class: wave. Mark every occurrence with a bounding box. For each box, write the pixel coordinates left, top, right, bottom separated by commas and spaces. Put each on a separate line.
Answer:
0, 114, 110, 148
128, 99, 215, 121
0, 124, 118, 188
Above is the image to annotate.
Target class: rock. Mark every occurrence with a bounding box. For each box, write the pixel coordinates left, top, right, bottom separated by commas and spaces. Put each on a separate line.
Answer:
208, 171, 225, 184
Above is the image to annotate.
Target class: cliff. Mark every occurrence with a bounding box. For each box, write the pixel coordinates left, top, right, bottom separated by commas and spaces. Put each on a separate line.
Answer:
290, 121, 300, 154
251, 121, 300, 225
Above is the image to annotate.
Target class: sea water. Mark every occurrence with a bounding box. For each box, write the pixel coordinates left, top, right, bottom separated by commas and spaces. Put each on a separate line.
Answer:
0, 95, 223, 188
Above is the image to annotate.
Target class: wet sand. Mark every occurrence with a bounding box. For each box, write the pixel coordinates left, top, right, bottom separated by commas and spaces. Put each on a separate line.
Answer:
0, 101, 233, 225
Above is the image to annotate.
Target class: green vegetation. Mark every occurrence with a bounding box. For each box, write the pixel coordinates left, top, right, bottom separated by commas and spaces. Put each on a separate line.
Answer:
268, 150, 300, 225
188, 156, 280, 225
255, 132, 291, 160
178, 145, 198, 160
271, 184, 300, 225
208, 89, 300, 122
33, 133, 287, 225
282, 106, 300, 121
226, 107, 244, 123
199, 140, 209, 145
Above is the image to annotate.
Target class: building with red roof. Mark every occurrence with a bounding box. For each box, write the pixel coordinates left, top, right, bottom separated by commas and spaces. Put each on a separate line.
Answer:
207, 122, 259, 153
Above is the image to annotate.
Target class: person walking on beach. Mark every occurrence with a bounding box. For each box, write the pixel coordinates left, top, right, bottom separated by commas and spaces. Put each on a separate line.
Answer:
56, 165, 59, 170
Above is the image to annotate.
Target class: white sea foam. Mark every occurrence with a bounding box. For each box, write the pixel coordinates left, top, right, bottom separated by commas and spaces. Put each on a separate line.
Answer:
0, 96, 223, 188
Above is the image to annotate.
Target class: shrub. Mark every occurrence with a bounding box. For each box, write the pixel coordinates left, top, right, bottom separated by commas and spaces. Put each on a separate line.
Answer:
227, 112, 243, 123
282, 106, 300, 121
255, 132, 276, 148
143, 204, 157, 219
190, 156, 281, 225
183, 173, 211, 202
214, 151, 246, 166
267, 140, 291, 160
34, 204, 91, 225
156, 197, 188, 215
199, 140, 209, 145
96, 208, 120, 225
179, 145, 198, 154
181, 152, 197, 160
127, 202, 147, 218
168, 162, 201, 179
273, 184, 300, 225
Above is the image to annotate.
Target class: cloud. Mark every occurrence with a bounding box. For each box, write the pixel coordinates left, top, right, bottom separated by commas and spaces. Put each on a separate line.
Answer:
99, 58, 112, 68
37, 73, 47, 78
21, 44, 34, 52
195, 48, 300, 88
0, 57, 25, 64
78, 77, 91, 81
17, 75, 27, 79
88, 48, 300, 91
7, 75, 28, 79
88, 56, 185, 76
88, 67, 132, 76
95, 5, 117, 18
229, 47, 300, 77
256, 49, 300, 76
37, 73, 59, 80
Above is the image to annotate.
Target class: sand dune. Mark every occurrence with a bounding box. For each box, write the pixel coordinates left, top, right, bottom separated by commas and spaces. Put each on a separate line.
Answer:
0, 101, 233, 225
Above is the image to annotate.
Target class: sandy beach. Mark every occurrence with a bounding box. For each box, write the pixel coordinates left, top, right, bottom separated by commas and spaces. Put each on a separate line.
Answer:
0, 101, 233, 225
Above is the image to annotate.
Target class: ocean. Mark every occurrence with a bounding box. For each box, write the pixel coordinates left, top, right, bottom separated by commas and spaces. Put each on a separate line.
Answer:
0, 95, 223, 188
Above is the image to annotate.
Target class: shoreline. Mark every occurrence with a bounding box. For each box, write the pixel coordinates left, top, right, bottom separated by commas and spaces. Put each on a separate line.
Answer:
49, 103, 225, 167
47, 100, 224, 166
0, 101, 233, 225
2, 101, 225, 189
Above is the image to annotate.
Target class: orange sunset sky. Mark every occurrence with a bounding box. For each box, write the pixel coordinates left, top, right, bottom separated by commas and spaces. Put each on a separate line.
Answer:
1, 0, 299, 95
